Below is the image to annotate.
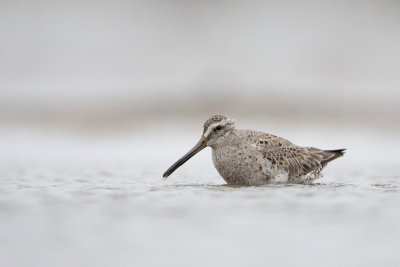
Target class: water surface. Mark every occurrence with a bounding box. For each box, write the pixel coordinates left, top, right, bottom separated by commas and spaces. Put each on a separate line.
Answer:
1, 127, 399, 267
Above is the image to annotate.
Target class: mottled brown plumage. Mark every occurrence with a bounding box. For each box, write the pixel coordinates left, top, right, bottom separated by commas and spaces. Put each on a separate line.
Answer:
163, 115, 345, 185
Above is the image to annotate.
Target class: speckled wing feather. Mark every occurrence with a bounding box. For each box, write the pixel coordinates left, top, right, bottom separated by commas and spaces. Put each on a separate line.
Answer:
240, 130, 294, 150
242, 130, 331, 179
263, 146, 325, 179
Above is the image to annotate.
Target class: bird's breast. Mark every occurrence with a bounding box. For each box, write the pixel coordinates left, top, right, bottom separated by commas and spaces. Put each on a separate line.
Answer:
211, 145, 272, 185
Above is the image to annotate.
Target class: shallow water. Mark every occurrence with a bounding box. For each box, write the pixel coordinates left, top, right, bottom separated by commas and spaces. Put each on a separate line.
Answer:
1, 126, 399, 267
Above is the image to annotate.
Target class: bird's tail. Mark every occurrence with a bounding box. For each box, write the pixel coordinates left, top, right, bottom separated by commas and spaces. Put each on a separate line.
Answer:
321, 149, 346, 166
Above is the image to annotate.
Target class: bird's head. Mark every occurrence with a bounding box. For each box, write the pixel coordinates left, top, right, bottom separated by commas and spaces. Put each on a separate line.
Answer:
163, 115, 236, 179
202, 115, 236, 147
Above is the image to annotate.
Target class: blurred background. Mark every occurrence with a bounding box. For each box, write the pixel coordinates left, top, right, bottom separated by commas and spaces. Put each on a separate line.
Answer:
1, 1, 400, 267
1, 0, 399, 130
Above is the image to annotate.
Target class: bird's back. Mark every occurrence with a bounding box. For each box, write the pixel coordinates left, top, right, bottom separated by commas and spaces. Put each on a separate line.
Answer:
229, 130, 345, 183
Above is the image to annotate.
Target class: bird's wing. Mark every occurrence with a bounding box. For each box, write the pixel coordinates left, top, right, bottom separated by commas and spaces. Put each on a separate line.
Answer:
261, 146, 325, 178
242, 131, 324, 178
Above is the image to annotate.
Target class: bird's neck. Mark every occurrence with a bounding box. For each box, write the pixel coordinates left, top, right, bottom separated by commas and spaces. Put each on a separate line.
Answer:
210, 129, 239, 149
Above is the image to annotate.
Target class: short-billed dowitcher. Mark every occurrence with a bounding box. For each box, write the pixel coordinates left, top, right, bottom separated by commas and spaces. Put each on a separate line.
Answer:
163, 115, 345, 185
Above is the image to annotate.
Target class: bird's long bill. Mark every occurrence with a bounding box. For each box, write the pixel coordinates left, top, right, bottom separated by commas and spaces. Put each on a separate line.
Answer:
163, 136, 206, 178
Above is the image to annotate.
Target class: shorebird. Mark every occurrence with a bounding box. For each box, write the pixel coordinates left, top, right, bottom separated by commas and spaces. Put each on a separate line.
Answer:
163, 115, 345, 185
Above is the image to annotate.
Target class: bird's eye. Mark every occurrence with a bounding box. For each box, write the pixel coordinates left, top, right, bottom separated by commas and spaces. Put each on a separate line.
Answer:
214, 125, 223, 131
